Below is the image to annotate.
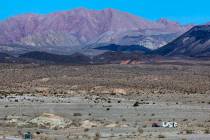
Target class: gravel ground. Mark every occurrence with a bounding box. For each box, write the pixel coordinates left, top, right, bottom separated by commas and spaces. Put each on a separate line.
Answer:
0, 62, 210, 139
0, 95, 210, 140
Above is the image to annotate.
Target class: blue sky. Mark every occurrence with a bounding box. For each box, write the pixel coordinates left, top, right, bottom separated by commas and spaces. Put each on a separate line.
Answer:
0, 0, 209, 24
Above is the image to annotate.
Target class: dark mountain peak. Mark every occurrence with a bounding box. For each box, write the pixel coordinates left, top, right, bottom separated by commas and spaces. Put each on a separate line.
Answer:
154, 24, 210, 57
191, 24, 210, 30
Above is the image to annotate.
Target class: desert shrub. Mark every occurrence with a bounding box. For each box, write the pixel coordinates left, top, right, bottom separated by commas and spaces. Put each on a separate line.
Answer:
138, 128, 144, 134
94, 132, 100, 140
158, 134, 165, 138
183, 119, 188, 122
122, 118, 126, 121
143, 124, 147, 128
204, 129, 210, 134
185, 129, 193, 134
84, 128, 89, 132
73, 113, 82, 116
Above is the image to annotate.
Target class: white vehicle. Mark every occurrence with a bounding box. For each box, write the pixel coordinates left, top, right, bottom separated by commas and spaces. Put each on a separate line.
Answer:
162, 122, 178, 128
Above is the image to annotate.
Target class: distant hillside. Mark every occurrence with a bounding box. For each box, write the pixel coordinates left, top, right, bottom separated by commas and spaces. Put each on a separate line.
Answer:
0, 52, 10, 59
93, 51, 152, 64
94, 44, 151, 53
154, 25, 210, 57
0, 53, 25, 63
19, 52, 91, 64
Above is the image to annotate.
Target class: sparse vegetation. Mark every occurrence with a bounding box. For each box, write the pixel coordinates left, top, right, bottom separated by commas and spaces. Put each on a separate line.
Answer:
138, 128, 144, 134
204, 129, 210, 134
158, 134, 166, 138
0, 61, 210, 139
143, 125, 147, 128
73, 113, 82, 116
151, 113, 155, 116
84, 128, 89, 132
94, 132, 100, 140
185, 129, 194, 134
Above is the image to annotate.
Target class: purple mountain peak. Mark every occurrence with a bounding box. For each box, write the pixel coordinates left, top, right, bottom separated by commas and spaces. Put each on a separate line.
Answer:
0, 8, 194, 54
157, 18, 179, 25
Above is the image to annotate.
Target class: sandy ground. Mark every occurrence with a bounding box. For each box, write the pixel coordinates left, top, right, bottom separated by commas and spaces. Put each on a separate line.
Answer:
0, 62, 210, 139
0, 94, 210, 140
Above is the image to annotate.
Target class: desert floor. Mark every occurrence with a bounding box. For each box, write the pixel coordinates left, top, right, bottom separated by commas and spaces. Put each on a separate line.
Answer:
0, 61, 210, 140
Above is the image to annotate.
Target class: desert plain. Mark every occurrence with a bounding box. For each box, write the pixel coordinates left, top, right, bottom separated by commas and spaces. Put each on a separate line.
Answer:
0, 60, 210, 140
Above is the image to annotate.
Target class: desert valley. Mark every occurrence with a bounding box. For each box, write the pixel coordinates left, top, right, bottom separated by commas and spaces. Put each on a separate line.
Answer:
0, 8, 210, 140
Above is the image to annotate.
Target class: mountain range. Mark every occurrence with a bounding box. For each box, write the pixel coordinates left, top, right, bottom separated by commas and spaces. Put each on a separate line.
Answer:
0, 8, 210, 64
155, 25, 210, 57
0, 8, 192, 55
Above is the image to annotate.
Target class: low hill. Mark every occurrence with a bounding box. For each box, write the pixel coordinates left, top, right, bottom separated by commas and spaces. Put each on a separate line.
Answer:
19, 52, 91, 64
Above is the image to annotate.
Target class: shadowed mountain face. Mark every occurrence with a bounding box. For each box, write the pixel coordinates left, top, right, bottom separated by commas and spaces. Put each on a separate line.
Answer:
86, 30, 182, 50
94, 44, 151, 53
19, 52, 91, 64
0, 53, 10, 59
0, 52, 22, 63
154, 25, 210, 57
0, 8, 192, 55
18, 51, 153, 64
93, 51, 149, 64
